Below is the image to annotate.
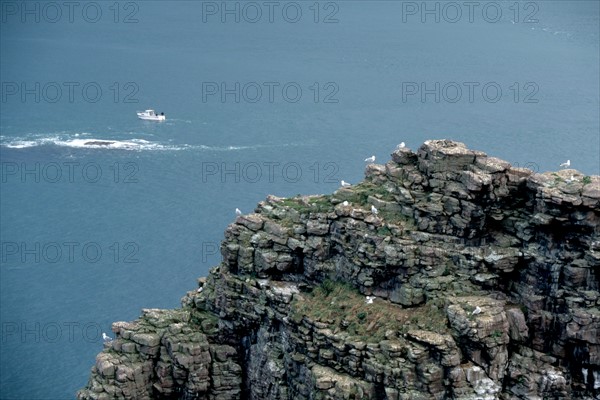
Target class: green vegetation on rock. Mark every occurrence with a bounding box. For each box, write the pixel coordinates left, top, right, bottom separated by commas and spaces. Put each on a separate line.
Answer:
278, 195, 334, 214
291, 280, 448, 342
341, 181, 396, 205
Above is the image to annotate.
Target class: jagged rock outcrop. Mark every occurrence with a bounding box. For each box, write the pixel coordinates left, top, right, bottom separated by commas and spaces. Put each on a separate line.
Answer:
78, 140, 600, 399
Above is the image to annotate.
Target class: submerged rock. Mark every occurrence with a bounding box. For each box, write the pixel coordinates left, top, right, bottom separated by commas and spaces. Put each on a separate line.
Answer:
78, 140, 600, 399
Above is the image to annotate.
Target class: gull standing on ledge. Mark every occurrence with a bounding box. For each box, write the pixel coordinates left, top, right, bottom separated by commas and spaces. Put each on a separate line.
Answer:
341, 180, 352, 187
371, 205, 379, 215
397, 142, 406, 149
471, 306, 482, 315
102, 333, 112, 342
560, 159, 570, 169
364, 155, 376, 163
235, 208, 242, 216
342, 201, 349, 206
365, 296, 376, 304
566, 175, 579, 183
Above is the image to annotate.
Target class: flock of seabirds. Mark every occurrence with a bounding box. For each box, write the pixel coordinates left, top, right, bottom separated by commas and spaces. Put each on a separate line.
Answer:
99, 143, 576, 343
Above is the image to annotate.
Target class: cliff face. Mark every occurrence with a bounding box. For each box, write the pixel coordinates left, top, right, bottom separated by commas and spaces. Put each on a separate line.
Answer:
78, 140, 600, 400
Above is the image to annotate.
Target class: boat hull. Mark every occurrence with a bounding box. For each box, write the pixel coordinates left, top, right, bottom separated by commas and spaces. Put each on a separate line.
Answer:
137, 115, 165, 121
137, 112, 165, 121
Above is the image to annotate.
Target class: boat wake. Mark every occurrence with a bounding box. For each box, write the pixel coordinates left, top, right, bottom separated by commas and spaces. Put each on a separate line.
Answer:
1, 134, 183, 151
0, 133, 306, 152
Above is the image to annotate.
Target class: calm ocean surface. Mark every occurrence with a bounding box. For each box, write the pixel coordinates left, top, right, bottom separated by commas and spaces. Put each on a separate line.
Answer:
1, 1, 598, 398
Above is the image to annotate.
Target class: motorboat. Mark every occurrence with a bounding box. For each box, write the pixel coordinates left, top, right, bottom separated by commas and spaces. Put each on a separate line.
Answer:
137, 109, 165, 121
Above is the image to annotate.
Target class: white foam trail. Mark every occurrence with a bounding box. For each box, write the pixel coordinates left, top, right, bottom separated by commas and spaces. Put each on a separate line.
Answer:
3, 135, 62, 148
1, 133, 307, 152
4, 140, 38, 149
1, 134, 185, 151
165, 118, 192, 124
55, 138, 141, 150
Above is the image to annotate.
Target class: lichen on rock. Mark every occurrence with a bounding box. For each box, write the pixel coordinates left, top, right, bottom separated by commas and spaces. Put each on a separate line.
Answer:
78, 140, 600, 399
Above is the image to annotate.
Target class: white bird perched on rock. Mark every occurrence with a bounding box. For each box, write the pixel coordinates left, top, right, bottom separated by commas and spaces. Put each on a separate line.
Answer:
365, 295, 376, 304
559, 159, 570, 169
197, 286, 203, 293
371, 205, 378, 215
471, 306, 482, 315
397, 142, 406, 149
235, 208, 242, 216
342, 201, 349, 206
566, 175, 579, 183
364, 155, 376, 163
102, 332, 112, 342
341, 180, 351, 187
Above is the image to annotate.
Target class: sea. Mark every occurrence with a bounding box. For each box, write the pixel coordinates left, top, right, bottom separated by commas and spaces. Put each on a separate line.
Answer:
0, 1, 598, 398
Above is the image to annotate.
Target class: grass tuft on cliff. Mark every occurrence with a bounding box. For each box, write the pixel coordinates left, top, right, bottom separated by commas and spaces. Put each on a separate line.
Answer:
278, 195, 334, 214
341, 181, 396, 205
291, 280, 448, 342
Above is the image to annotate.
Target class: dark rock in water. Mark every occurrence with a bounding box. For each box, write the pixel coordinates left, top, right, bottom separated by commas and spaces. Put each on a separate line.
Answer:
84, 141, 115, 146
77, 140, 600, 400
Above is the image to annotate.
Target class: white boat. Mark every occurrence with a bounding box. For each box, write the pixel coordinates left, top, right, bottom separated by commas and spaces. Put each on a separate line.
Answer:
137, 109, 165, 121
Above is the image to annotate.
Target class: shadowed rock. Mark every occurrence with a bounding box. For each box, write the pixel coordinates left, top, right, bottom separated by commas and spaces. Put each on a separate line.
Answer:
84, 141, 116, 146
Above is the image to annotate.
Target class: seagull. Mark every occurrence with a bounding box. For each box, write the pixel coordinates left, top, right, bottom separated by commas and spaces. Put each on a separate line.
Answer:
365, 296, 376, 304
364, 155, 376, 163
397, 142, 406, 149
235, 208, 242, 216
342, 201, 349, 206
471, 306, 482, 315
341, 180, 351, 187
559, 160, 570, 169
566, 175, 579, 183
197, 286, 203, 293
102, 333, 112, 342
371, 205, 379, 215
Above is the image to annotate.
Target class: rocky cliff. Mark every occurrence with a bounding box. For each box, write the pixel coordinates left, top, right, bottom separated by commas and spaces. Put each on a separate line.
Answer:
78, 140, 600, 400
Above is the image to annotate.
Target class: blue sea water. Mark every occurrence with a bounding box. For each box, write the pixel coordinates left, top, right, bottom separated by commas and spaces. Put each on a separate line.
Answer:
0, 1, 598, 398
